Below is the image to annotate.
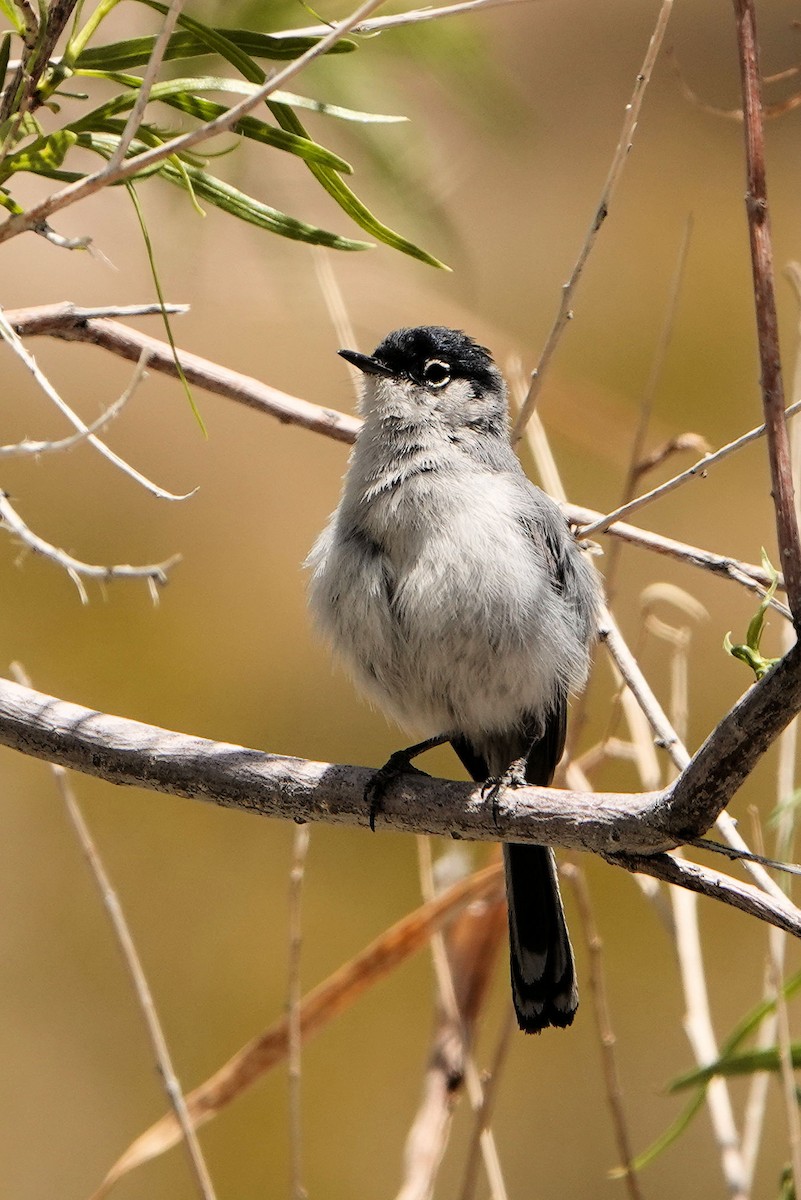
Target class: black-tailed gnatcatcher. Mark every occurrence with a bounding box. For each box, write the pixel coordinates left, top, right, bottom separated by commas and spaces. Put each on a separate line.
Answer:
307, 326, 602, 1033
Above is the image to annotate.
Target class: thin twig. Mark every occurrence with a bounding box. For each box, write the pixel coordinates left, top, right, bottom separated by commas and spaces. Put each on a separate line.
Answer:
561, 863, 644, 1200
0, 307, 194, 500
512, 0, 675, 441
0, 350, 147, 458
578, 396, 801, 538
288, 824, 310, 1200
457, 1008, 515, 1200
283, 0, 531, 37
108, 0, 187, 171
0, 491, 179, 603
8, 304, 360, 443
733, 0, 801, 624
9, 662, 218, 1200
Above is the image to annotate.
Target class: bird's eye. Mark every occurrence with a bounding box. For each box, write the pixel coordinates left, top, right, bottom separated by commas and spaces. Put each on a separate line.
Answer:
422, 359, 451, 388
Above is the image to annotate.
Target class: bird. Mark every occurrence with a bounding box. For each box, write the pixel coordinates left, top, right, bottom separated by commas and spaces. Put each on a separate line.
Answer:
306, 325, 602, 1033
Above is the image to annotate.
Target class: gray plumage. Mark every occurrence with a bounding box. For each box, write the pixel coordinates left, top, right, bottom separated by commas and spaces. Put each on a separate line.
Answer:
307, 326, 602, 1032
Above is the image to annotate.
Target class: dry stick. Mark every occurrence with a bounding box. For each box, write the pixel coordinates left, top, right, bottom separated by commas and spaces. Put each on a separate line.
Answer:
561, 863, 644, 1200
8, 663, 218, 1200
284, 0, 530, 37
733, 0, 801, 625
93, 863, 506, 1197
0, 491, 180, 603
287, 824, 310, 1200
0, 0, 389, 246
404, 839, 508, 1200
512, 0, 675, 442
0, 347, 148, 458
457, 1008, 515, 1200
0, 307, 194, 500
108, 0, 187, 171
578, 397, 801, 539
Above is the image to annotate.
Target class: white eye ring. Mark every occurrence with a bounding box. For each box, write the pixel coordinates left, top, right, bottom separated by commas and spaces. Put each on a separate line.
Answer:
422, 359, 451, 388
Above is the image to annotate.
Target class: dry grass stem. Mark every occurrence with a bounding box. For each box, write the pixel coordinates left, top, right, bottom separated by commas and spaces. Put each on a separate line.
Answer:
562, 863, 644, 1200
9, 662, 219, 1200
288, 824, 311, 1200
512, 0, 675, 441
92, 863, 505, 1196
457, 1008, 515, 1200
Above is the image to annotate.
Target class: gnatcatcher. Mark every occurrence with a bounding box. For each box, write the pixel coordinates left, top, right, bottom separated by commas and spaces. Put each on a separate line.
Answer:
307, 326, 602, 1033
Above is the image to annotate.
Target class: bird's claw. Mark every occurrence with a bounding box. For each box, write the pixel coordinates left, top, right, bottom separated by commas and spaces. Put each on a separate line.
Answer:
481, 758, 528, 827
365, 753, 429, 832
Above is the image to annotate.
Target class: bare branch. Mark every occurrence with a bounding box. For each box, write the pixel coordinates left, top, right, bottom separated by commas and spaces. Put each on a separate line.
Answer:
6, 303, 360, 444
0, 308, 194, 500
1, 670, 801, 938
0, 492, 180, 603
733, 0, 801, 623
579, 397, 801, 538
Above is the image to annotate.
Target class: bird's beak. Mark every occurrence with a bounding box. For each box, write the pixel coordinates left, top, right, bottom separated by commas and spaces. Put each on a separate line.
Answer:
338, 348, 394, 377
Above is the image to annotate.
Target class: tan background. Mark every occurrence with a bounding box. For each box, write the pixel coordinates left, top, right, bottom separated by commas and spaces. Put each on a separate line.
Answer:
2, 1, 801, 1196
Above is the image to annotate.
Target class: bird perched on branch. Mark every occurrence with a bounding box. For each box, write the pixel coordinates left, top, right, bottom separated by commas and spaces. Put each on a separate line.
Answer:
307, 326, 602, 1032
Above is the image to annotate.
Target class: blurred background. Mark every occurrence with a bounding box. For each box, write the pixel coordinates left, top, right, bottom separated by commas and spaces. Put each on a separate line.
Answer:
2, 0, 801, 1196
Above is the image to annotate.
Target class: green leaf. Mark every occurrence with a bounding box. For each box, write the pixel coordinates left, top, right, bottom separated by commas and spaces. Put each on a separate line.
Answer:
73, 28, 354, 73
724, 550, 780, 680
159, 160, 372, 251
670, 1044, 801, 1090
269, 101, 449, 270
126, 181, 206, 434
163, 92, 351, 172
0, 0, 25, 33
628, 966, 801, 1172
273, 91, 407, 124
68, 77, 353, 173
3, 128, 79, 176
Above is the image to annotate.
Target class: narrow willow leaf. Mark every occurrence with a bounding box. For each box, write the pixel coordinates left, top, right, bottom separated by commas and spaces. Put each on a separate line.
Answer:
125, 181, 206, 434
159, 160, 371, 251
670, 1044, 801, 1090
629, 967, 801, 1172
67, 76, 353, 173
269, 101, 448, 270
74, 27, 354, 72
0, 33, 11, 88
160, 92, 352, 172
272, 91, 407, 124
3, 129, 79, 177
0, 0, 24, 33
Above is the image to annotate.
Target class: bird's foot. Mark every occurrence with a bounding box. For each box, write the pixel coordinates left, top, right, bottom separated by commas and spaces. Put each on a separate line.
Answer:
481, 756, 529, 826
366, 751, 430, 832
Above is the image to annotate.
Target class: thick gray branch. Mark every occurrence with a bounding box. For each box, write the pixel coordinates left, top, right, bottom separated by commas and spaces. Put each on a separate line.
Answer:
2, 664, 801, 936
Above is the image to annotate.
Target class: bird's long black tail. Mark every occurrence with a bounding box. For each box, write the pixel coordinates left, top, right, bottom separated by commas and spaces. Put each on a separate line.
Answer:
451, 698, 577, 1033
